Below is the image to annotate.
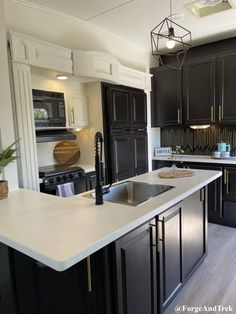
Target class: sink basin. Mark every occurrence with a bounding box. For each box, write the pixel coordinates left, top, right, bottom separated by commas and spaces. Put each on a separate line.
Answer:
84, 181, 174, 206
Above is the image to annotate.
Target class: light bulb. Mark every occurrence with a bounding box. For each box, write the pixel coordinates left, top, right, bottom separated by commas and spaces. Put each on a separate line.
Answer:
56, 75, 68, 80
166, 38, 176, 49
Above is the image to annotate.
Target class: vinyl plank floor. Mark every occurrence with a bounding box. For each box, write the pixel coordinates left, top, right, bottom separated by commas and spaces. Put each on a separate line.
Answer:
165, 223, 236, 314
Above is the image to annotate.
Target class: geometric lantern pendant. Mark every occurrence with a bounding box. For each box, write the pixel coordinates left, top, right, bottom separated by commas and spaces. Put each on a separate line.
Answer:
151, 17, 192, 70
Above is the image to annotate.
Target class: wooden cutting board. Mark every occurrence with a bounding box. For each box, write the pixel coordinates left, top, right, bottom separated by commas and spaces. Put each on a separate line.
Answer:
53, 141, 80, 166
158, 170, 194, 179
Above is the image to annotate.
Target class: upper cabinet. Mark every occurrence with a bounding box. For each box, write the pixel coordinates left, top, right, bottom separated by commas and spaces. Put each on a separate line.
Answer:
9, 31, 73, 74
69, 95, 89, 129
105, 85, 147, 128
218, 52, 236, 124
152, 45, 236, 127
183, 57, 216, 125
151, 66, 181, 127
73, 50, 151, 91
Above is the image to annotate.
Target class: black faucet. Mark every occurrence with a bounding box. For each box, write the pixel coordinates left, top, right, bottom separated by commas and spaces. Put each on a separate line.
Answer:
94, 132, 104, 205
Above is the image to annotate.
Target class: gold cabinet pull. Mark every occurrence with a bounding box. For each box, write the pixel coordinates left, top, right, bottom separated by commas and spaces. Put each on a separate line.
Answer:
177, 109, 180, 124
219, 105, 222, 121
211, 106, 214, 122
224, 169, 227, 185
86, 256, 92, 293
71, 107, 75, 125
226, 170, 229, 194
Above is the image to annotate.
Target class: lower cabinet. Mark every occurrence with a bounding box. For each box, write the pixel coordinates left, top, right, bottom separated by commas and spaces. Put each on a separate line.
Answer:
112, 220, 157, 314
157, 204, 182, 309
11, 249, 110, 314
0, 244, 17, 314
0, 190, 207, 314
157, 190, 206, 312
86, 171, 97, 191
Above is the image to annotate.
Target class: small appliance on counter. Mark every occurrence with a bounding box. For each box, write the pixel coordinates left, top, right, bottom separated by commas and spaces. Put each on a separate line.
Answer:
213, 142, 231, 159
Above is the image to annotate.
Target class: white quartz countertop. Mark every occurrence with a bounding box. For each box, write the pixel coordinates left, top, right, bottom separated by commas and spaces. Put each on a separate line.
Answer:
0, 168, 221, 271
153, 154, 236, 165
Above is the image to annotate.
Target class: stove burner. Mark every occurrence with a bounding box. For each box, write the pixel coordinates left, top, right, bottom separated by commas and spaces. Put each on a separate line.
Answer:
39, 164, 86, 187
39, 164, 84, 178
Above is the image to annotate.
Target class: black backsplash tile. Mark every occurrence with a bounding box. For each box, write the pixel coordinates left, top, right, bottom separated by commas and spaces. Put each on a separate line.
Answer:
161, 126, 236, 156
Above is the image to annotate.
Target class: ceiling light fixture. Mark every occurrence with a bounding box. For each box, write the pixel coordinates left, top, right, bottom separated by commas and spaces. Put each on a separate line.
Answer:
151, 0, 192, 69
56, 75, 68, 80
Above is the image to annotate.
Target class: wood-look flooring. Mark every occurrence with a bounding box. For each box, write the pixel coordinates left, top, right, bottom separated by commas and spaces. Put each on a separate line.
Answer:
165, 223, 236, 314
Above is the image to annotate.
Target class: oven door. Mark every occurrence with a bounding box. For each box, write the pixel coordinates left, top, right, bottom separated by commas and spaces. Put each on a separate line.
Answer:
40, 177, 87, 196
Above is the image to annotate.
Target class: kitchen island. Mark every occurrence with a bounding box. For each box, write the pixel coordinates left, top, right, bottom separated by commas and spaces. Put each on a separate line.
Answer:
0, 168, 222, 314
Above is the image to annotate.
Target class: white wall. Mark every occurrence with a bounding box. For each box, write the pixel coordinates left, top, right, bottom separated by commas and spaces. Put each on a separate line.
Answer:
31, 72, 84, 167
5, 0, 150, 72
0, 0, 18, 190
32, 73, 103, 167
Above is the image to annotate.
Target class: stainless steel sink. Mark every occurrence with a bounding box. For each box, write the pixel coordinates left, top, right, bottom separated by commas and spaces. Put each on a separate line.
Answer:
84, 181, 174, 206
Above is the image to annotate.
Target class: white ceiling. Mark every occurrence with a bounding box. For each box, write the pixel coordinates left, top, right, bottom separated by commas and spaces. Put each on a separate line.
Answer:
15, 0, 236, 50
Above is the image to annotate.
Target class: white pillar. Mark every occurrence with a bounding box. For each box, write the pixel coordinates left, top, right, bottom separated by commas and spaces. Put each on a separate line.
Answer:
11, 63, 39, 191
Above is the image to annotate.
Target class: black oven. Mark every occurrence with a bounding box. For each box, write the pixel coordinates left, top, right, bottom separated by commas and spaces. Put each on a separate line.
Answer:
33, 89, 66, 129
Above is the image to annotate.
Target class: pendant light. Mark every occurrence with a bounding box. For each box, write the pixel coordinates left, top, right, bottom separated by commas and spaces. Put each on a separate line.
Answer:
151, 0, 192, 69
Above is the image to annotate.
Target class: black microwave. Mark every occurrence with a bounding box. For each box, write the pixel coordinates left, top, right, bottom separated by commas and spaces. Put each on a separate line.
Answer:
32, 89, 66, 129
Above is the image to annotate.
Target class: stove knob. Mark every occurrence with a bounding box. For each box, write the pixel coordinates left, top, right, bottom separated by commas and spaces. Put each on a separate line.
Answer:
63, 175, 67, 180
49, 179, 54, 184
69, 174, 74, 179
56, 177, 61, 182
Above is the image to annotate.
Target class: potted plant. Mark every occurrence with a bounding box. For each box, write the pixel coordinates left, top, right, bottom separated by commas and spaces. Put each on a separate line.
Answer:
0, 141, 18, 199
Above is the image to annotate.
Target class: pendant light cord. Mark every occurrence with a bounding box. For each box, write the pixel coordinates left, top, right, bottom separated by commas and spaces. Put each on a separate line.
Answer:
170, 0, 173, 26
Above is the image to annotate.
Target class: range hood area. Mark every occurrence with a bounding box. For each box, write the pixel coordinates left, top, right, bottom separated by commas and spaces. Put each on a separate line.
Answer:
36, 129, 76, 143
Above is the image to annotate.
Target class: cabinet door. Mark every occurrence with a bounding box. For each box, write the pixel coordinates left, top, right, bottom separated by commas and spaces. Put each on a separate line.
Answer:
223, 167, 236, 200
157, 204, 182, 310
218, 52, 236, 123
131, 133, 148, 176
114, 221, 157, 314
70, 95, 89, 128
182, 189, 206, 279
151, 67, 181, 126
131, 91, 147, 127
0, 244, 16, 314
186, 163, 222, 222
183, 57, 216, 125
86, 172, 96, 191
108, 87, 131, 128
110, 134, 133, 181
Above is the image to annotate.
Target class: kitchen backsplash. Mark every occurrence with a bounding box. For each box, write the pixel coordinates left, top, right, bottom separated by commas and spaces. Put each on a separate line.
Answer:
161, 125, 236, 155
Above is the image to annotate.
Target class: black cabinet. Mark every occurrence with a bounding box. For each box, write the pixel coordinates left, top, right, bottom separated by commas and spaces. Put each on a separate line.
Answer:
132, 133, 148, 176
157, 190, 206, 312
0, 244, 16, 314
218, 52, 236, 124
151, 67, 181, 127
102, 83, 148, 183
183, 57, 216, 125
182, 189, 206, 279
157, 204, 182, 310
186, 163, 222, 223
132, 91, 147, 127
110, 133, 133, 181
86, 171, 97, 191
113, 220, 157, 314
11, 249, 110, 314
110, 132, 148, 181
104, 84, 147, 128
